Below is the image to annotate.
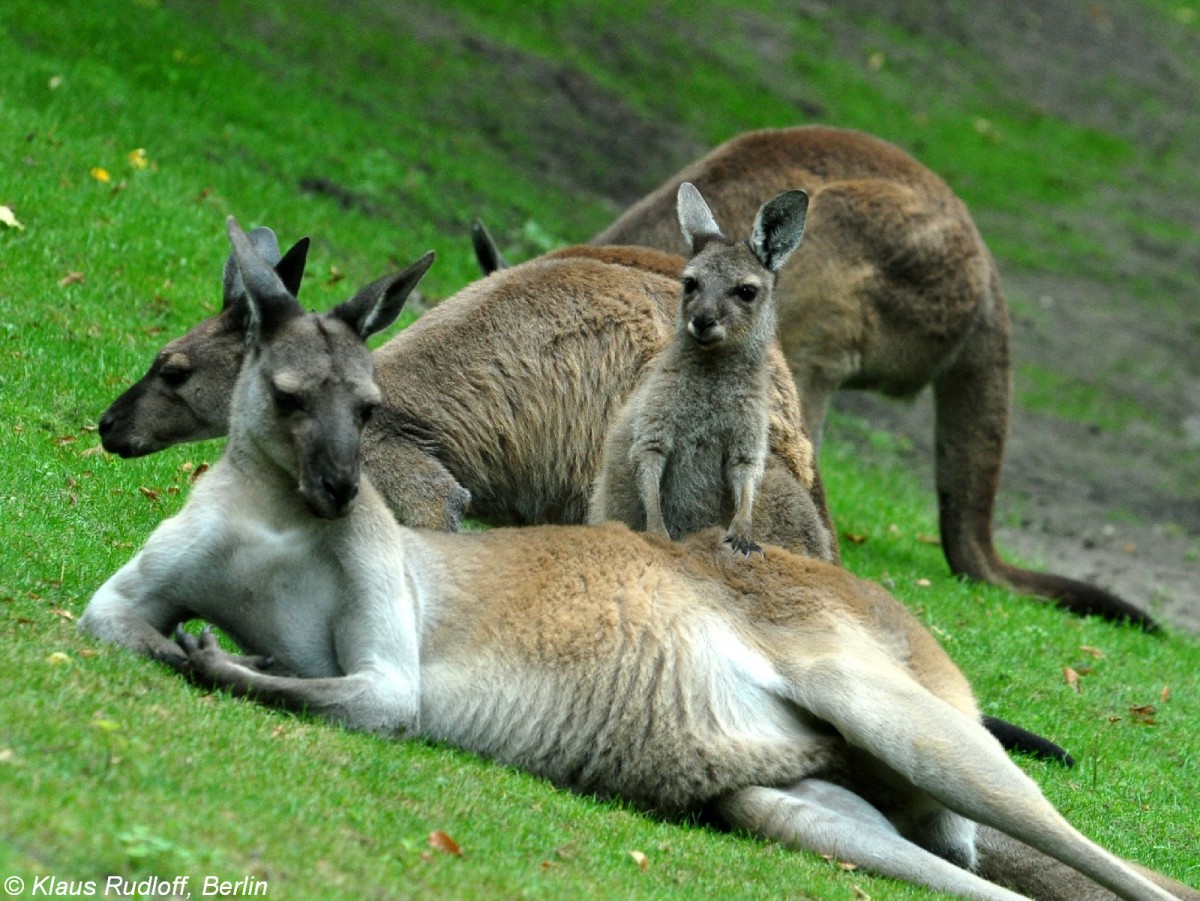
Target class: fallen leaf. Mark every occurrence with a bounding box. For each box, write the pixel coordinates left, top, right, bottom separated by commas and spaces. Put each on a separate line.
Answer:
1063, 666, 1081, 693
851, 884, 873, 901
842, 532, 868, 545
0, 748, 14, 764
58, 271, 85, 287
127, 148, 149, 170
1128, 705, 1157, 725
915, 578, 932, 588
79, 648, 99, 659
189, 462, 210, 483
839, 860, 859, 871
46, 651, 72, 666
1161, 685, 1170, 703
81, 444, 107, 458
138, 486, 161, 502
1079, 645, 1105, 659
0, 205, 25, 231
90, 167, 111, 183
54, 435, 77, 445
428, 830, 461, 856
628, 850, 648, 871
327, 265, 345, 285
51, 608, 75, 621
49, 75, 63, 89
916, 534, 940, 545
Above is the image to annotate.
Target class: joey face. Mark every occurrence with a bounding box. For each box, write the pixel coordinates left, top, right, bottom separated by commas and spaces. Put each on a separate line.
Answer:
679, 242, 774, 350
248, 316, 381, 520
99, 314, 246, 456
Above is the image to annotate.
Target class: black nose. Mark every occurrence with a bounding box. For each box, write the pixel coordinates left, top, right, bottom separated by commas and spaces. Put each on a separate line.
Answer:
691, 314, 717, 333
321, 475, 359, 512
98, 410, 115, 439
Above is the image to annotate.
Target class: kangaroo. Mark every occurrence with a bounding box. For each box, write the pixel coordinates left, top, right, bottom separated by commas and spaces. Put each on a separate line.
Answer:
96, 225, 1072, 764
479, 125, 1155, 630
590, 184, 810, 558
80, 223, 1193, 901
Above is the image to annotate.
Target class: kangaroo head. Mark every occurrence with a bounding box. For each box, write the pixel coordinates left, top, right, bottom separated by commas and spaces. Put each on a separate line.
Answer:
675, 182, 808, 350
98, 227, 310, 457
226, 216, 433, 520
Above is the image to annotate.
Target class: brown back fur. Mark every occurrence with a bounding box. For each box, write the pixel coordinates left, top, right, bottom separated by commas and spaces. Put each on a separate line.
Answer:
592, 124, 1153, 627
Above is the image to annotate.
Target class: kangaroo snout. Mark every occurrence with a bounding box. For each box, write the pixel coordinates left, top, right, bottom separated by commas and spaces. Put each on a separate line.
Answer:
687, 313, 724, 346
308, 470, 359, 519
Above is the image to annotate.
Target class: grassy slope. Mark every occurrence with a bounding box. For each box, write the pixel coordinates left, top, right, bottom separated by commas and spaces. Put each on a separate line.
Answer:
1, 0, 1196, 898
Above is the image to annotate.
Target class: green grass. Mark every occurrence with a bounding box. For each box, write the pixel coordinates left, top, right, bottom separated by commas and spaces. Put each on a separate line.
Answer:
2, 0, 1199, 898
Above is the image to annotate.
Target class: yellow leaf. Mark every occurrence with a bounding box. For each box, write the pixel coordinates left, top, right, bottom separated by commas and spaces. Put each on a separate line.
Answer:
0, 205, 24, 231
46, 652, 72, 666
128, 148, 149, 170
90, 167, 111, 183
628, 850, 648, 871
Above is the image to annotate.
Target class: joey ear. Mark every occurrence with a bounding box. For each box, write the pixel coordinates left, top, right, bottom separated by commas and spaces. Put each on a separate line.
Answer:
749, 189, 808, 273
222, 226, 281, 310
275, 236, 311, 299
677, 182, 726, 256
471, 219, 509, 275
226, 216, 302, 341
331, 250, 435, 341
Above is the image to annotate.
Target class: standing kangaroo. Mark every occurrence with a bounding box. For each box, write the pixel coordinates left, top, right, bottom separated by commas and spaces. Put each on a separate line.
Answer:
591, 184, 810, 557
80, 222, 1194, 901
482, 125, 1154, 629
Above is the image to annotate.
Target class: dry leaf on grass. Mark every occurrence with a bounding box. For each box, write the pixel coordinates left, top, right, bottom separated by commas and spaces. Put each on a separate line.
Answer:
1063, 666, 1081, 693
428, 830, 462, 856
0, 205, 24, 231
628, 850, 648, 871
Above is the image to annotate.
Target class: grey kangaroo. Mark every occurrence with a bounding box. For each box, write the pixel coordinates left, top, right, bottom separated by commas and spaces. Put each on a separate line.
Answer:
80, 221, 1194, 901
479, 125, 1156, 630
590, 183, 809, 558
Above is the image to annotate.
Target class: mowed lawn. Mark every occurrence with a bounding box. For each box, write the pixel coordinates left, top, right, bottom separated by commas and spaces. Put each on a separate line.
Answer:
1, 1, 1197, 899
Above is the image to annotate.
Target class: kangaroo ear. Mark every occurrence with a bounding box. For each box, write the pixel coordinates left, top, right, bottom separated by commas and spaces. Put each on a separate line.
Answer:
471, 219, 509, 275
275, 236, 311, 299
332, 250, 435, 341
749, 189, 808, 273
226, 217, 301, 342
222, 226, 281, 310
677, 182, 726, 256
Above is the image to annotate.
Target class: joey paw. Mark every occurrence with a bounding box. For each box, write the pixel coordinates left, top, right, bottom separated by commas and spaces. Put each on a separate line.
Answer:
723, 533, 764, 558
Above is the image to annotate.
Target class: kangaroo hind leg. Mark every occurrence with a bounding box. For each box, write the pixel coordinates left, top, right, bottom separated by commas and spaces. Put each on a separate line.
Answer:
791, 648, 1177, 901
718, 781, 1026, 901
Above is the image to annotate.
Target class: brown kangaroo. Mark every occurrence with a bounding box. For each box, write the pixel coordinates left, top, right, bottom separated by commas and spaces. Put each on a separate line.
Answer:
583, 125, 1154, 629
80, 222, 1193, 899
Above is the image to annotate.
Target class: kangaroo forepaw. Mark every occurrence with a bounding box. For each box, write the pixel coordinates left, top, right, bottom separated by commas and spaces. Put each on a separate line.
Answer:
723, 534, 764, 558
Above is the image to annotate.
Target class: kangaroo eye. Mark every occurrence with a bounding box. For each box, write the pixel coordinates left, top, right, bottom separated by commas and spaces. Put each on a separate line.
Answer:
734, 284, 759, 302
159, 365, 191, 387
681, 276, 699, 294
272, 386, 304, 413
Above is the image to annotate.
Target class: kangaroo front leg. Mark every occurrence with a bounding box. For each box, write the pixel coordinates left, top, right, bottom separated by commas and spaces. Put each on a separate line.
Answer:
631, 440, 670, 538
719, 782, 1028, 901
180, 630, 419, 737
723, 452, 765, 557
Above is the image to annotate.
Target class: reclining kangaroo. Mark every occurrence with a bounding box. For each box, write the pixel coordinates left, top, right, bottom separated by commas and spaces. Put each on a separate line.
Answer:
80, 220, 1194, 901
591, 184, 811, 557
96, 223, 1070, 763
480, 125, 1155, 630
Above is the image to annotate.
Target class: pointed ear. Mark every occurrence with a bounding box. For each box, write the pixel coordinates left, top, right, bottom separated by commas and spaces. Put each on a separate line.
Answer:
677, 182, 726, 256
749, 189, 808, 273
222, 226, 281, 310
275, 236, 310, 299
331, 250, 435, 341
471, 219, 509, 275
226, 216, 301, 341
